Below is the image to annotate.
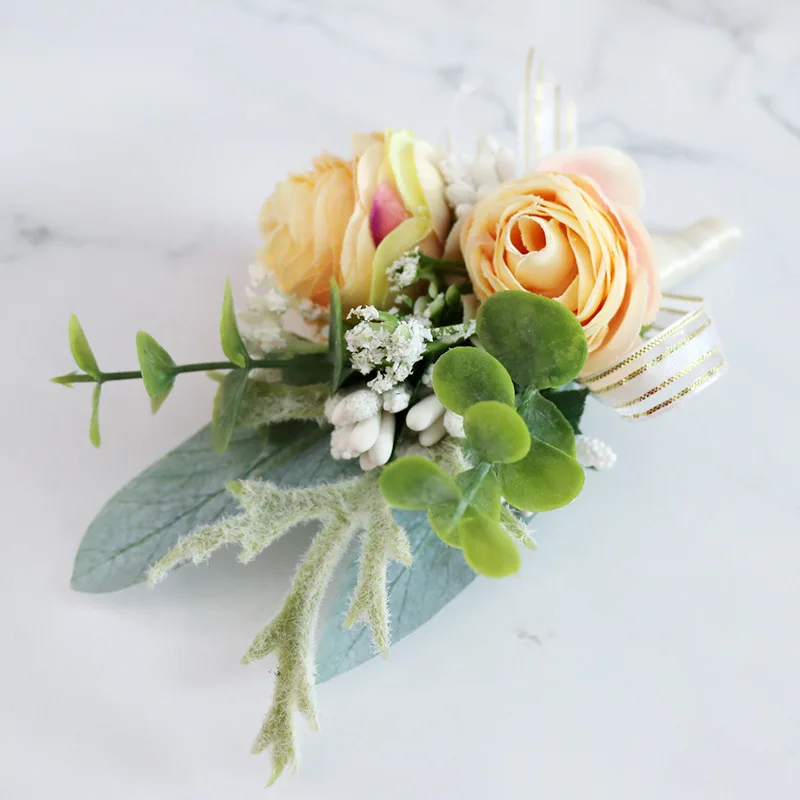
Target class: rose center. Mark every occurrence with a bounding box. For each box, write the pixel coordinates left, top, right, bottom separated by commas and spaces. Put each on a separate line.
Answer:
505, 212, 576, 294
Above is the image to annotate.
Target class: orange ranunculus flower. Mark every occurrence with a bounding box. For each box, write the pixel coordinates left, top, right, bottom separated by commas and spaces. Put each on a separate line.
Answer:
258, 131, 450, 313
258, 153, 355, 308
460, 146, 661, 375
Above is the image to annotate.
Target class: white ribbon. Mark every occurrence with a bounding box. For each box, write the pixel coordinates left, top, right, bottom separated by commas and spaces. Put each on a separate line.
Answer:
513, 53, 735, 420
578, 293, 727, 420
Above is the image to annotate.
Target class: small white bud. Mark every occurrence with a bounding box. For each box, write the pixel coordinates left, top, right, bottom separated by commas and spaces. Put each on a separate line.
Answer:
359, 450, 378, 471
472, 150, 500, 188
330, 388, 381, 426
330, 424, 357, 460
445, 180, 477, 208
406, 394, 445, 432
419, 416, 447, 447
443, 410, 465, 439
381, 384, 411, 413
324, 393, 344, 423
368, 411, 396, 467
349, 412, 381, 454
455, 203, 473, 219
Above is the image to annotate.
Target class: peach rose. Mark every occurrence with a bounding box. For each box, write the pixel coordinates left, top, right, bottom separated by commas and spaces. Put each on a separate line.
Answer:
259, 154, 355, 308
460, 146, 661, 375
259, 131, 450, 313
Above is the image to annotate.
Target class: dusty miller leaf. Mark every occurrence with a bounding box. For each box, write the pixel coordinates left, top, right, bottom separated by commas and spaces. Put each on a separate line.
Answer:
315, 508, 477, 682
71, 422, 359, 593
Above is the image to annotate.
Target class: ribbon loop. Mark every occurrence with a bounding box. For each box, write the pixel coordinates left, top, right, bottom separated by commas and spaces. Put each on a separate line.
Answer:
578, 293, 727, 419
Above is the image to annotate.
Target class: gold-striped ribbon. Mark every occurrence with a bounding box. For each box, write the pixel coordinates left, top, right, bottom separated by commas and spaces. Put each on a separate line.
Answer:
577, 293, 727, 419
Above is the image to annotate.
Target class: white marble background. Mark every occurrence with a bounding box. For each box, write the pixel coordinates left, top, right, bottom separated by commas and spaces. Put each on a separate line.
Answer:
2, 0, 799, 797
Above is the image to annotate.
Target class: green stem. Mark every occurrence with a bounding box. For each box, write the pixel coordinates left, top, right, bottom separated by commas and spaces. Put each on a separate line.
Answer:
444, 387, 539, 531
447, 461, 493, 530
56, 353, 330, 386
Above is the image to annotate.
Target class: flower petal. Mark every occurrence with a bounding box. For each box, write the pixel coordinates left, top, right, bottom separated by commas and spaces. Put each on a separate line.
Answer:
369, 182, 409, 245
538, 146, 645, 210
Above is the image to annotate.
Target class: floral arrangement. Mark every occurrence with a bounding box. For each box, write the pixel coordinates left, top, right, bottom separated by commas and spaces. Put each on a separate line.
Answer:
55, 54, 738, 785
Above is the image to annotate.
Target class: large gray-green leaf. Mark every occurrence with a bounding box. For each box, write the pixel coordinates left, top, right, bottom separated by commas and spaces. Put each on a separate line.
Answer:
71, 421, 358, 593
315, 509, 476, 683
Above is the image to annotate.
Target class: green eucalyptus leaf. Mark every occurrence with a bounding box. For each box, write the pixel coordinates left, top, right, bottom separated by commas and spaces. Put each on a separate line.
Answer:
328, 279, 346, 391
517, 389, 575, 456
476, 291, 588, 388
212, 369, 250, 454
136, 331, 176, 399
380, 456, 461, 510
316, 508, 477, 682
499, 438, 585, 512
459, 510, 521, 578
68, 314, 100, 379
89, 384, 101, 448
463, 401, 531, 464
542, 387, 589, 434
220, 280, 249, 368
51, 371, 80, 387
150, 388, 173, 415
428, 468, 502, 546
432, 347, 515, 414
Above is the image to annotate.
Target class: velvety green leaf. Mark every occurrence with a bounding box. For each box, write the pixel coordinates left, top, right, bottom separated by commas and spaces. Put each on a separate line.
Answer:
212, 369, 250, 454
542, 387, 589, 434
71, 422, 358, 593
428, 468, 502, 546
463, 401, 531, 464
476, 292, 588, 388
220, 280, 249, 368
499, 438, 585, 512
459, 511, 520, 578
328, 279, 346, 392
316, 508, 477, 682
68, 314, 100, 379
89, 384, 101, 448
380, 456, 461, 510
517, 389, 575, 456
432, 347, 515, 414
136, 331, 176, 399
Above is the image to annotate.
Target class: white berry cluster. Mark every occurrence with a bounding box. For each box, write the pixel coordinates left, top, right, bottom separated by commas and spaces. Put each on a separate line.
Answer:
325, 384, 464, 471
574, 435, 617, 470
439, 136, 517, 257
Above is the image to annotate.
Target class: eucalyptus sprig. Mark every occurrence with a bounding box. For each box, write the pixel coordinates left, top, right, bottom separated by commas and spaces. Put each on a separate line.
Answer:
380, 291, 589, 578
52, 280, 334, 452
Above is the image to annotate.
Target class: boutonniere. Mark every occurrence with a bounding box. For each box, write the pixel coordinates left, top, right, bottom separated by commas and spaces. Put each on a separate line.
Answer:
55, 51, 740, 785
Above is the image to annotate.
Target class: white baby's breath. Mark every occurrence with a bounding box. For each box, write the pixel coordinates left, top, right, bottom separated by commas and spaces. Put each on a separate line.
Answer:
239, 263, 330, 355
386, 248, 422, 291
345, 314, 432, 394
348, 305, 380, 322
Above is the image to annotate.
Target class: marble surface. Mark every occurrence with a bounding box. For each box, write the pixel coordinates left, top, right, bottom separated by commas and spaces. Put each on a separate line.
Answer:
2, 0, 800, 797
